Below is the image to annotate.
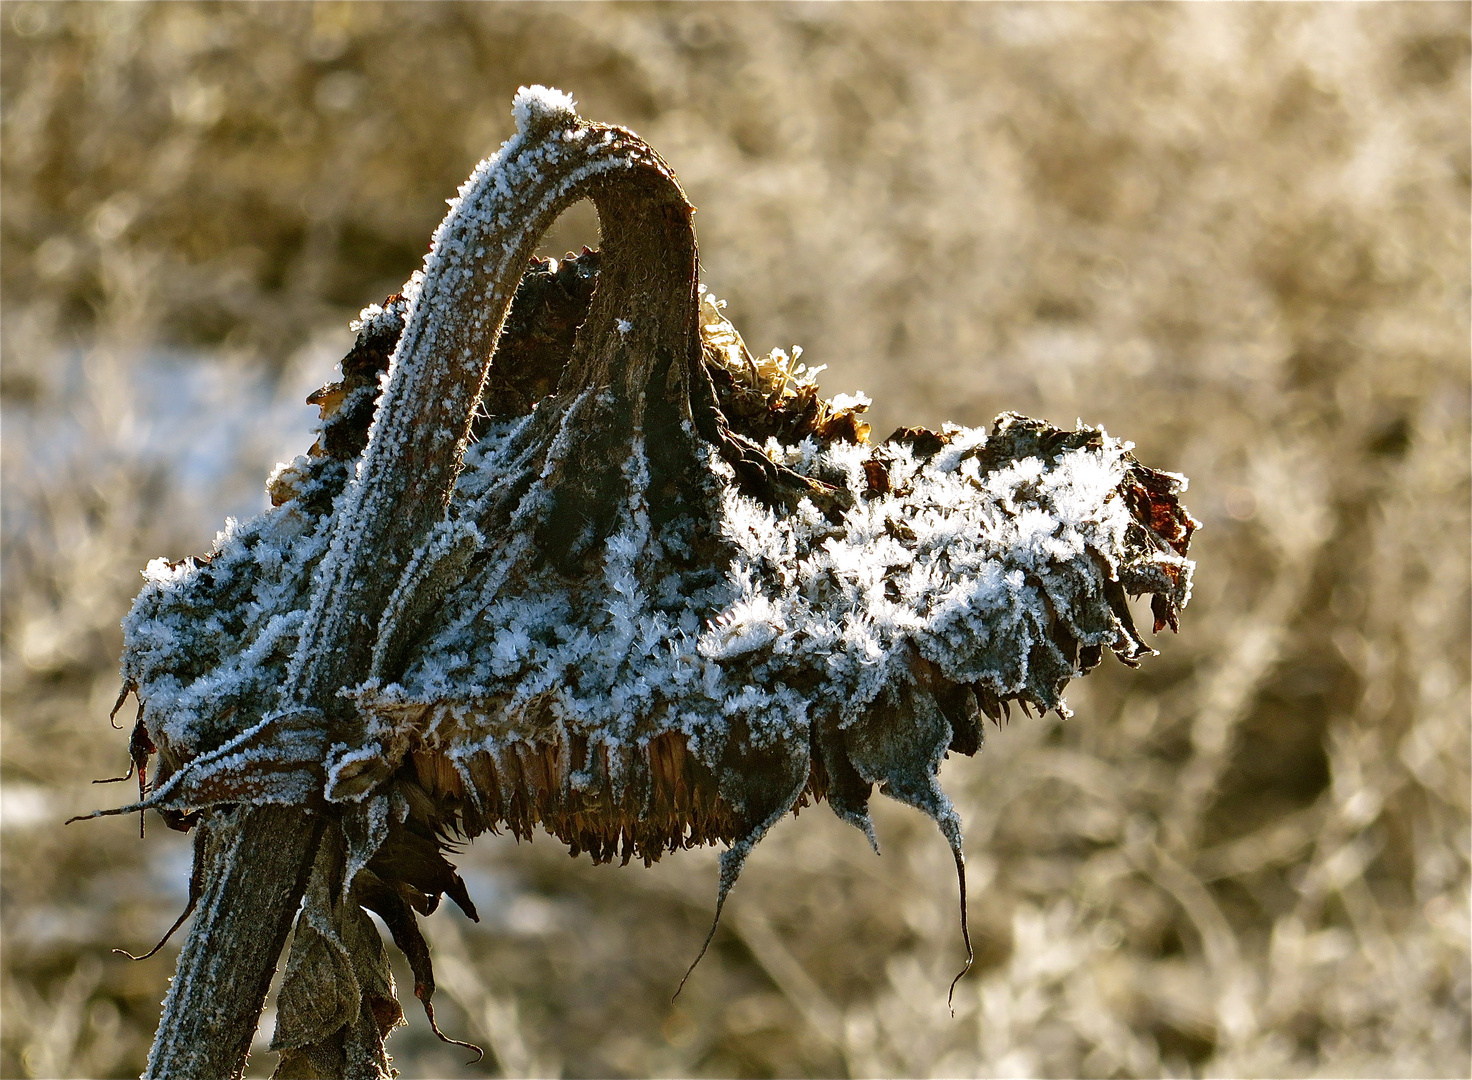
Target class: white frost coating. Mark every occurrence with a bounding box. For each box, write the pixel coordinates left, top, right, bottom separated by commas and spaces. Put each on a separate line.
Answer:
123, 477, 339, 759
827, 391, 871, 412
353, 408, 1180, 768
121, 369, 1191, 830
144, 804, 246, 1078
349, 296, 409, 337
511, 85, 578, 134
368, 516, 486, 680
324, 744, 390, 803
285, 87, 660, 701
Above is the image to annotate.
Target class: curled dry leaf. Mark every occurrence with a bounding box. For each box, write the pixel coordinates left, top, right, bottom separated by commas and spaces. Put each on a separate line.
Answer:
95, 87, 1197, 1061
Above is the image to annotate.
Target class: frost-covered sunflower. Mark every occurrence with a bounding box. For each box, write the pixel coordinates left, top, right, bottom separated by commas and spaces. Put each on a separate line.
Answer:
94, 87, 1196, 1067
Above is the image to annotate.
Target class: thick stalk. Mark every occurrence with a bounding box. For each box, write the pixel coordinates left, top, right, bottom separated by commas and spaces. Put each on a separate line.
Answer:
143, 807, 324, 1079
142, 89, 699, 1079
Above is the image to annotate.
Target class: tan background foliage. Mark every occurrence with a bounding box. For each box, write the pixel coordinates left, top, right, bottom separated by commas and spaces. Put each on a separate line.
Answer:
2, 3, 1468, 1077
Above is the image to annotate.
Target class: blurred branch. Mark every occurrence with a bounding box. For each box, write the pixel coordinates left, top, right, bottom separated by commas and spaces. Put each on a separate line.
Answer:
630, 867, 860, 1071
1164, 503, 1328, 853
1193, 803, 1325, 882
424, 919, 560, 1079
728, 908, 847, 1054
1133, 843, 1257, 1051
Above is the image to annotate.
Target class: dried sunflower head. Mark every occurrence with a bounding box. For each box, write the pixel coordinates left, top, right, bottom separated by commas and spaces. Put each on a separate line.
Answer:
94, 86, 1196, 1053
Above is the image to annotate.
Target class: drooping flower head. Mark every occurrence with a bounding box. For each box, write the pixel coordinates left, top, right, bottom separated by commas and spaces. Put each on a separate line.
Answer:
94, 87, 1197, 1057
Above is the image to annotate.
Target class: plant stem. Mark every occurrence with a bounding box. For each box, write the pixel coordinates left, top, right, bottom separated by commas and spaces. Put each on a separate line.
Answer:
143, 807, 324, 1080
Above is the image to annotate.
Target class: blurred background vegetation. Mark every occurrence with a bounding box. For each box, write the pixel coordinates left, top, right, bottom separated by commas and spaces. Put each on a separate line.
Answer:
2, 3, 1468, 1077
